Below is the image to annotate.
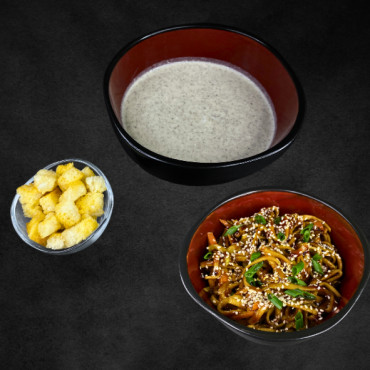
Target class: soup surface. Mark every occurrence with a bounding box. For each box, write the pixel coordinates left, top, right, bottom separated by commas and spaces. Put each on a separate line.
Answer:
120, 59, 276, 163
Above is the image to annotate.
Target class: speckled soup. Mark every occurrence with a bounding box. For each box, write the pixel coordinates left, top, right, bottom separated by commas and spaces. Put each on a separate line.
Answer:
120, 58, 276, 163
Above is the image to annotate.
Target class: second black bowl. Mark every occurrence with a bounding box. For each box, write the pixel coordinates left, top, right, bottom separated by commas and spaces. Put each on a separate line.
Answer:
104, 25, 304, 185
179, 189, 369, 344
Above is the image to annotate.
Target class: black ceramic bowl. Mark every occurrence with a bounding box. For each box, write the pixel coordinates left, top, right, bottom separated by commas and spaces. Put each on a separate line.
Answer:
104, 24, 304, 185
179, 189, 369, 344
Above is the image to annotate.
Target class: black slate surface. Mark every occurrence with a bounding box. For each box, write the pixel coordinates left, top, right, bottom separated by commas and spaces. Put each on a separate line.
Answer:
1, 0, 370, 369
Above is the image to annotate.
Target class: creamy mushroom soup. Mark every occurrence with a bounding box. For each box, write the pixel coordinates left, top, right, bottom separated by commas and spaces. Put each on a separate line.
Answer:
120, 59, 276, 163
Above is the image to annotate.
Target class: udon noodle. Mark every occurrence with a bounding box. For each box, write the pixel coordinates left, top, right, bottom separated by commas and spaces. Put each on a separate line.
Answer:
199, 207, 343, 332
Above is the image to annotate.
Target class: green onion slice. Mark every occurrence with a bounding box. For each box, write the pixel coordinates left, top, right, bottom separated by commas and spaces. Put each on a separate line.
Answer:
203, 251, 212, 260
223, 224, 243, 236
268, 293, 283, 310
295, 311, 304, 330
302, 231, 310, 243
246, 277, 262, 287
301, 223, 313, 243
300, 223, 314, 234
303, 291, 316, 300
292, 261, 304, 276
274, 216, 281, 225
312, 259, 323, 274
312, 253, 322, 261
288, 276, 307, 286
285, 289, 316, 300
254, 215, 267, 225
277, 232, 285, 241
285, 289, 303, 297
245, 261, 264, 286
250, 251, 261, 262
245, 261, 264, 278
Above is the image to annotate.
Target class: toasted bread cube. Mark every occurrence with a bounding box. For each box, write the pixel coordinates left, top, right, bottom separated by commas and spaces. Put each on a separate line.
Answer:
56, 162, 74, 177
46, 232, 65, 250
81, 166, 95, 178
27, 217, 47, 246
62, 215, 99, 248
76, 192, 104, 217
34, 169, 57, 194
39, 188, 62, 213
37, 212, 61, 239
22, 203, 45, 219
85, 176, 107, 193
57, 167, 84, 191
17, 184, 42, 207
55, 200, 81, 228
59, 180, 87, 203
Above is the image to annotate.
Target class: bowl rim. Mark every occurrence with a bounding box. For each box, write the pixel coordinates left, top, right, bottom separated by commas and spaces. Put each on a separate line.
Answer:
179, 188, 370, 343
103, 23, 305, 169
10, 158, 114, 255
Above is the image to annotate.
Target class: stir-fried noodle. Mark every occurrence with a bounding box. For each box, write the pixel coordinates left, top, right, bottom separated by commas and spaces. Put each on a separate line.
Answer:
199, 207, 343, 331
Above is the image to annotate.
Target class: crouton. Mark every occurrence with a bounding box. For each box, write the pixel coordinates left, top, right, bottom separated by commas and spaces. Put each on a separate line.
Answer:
57, 167, 84, 191
85, 176, 107, 193
59, 180, 87, 202
39, 187, 62, 213
37, 212, 61, 239
17, 183, 42, 207
33, 169, 57, 194
46, 232, 65, 250
81, 166, 95, 178
55, 200, 81, 228
26, 217, 47, 246
22, 203, 45, 219
17, 161, 106, 249
62, 215, 99, 248
76, 192, 104, 217
56, 162, 74, 177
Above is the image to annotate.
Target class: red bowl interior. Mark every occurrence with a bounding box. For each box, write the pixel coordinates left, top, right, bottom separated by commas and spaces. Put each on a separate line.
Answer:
108, 27, 299, 147
187, 191, 365, 314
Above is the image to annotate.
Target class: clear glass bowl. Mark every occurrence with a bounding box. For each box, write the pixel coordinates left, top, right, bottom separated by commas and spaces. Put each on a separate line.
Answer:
10, 158, 114, 255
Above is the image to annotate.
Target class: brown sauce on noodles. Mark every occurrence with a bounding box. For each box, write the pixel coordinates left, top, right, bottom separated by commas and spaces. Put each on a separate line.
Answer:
199, 207, 343, 332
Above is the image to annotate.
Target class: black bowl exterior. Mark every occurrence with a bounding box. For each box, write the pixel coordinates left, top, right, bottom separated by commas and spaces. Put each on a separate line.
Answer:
104, 24, 304, 185
179, 189, 370, 344
109, 116, 291, 185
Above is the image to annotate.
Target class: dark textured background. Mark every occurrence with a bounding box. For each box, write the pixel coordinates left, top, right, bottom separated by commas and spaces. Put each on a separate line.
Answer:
1, 0, 370, 369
